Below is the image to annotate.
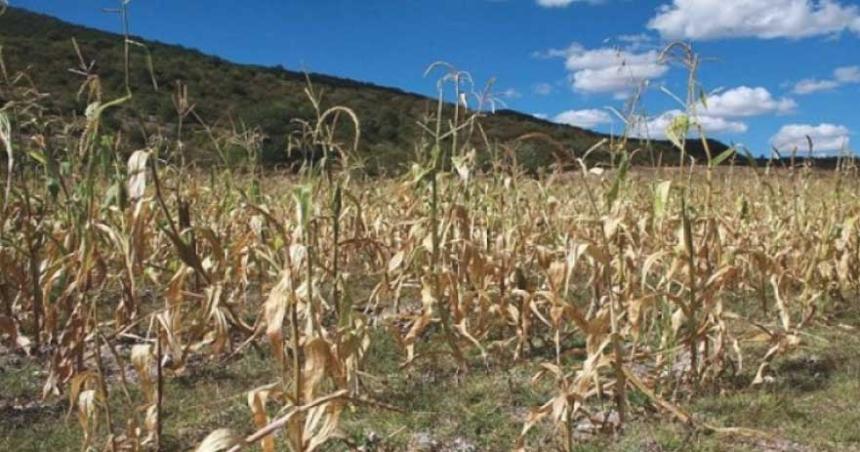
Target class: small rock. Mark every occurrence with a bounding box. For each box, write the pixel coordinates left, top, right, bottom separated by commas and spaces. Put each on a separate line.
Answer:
409, 432, 439, 451
447, 437, 477, 452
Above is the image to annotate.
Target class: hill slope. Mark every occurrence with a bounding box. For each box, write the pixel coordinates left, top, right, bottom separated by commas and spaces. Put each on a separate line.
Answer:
0, 7, 729, 171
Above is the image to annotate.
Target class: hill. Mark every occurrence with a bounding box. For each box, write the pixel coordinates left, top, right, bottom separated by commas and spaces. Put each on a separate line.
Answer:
0, 7, 730, 171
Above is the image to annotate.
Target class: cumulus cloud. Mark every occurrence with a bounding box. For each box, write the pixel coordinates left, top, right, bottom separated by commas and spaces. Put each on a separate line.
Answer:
690, 115, 749, 134
702, 86, 796, 117
649, 0, 860, 40
533, 42, 669, 96
544, 43, 669, 96
632, 110, 748, 139
792, 65, 860, 94
552, 109, 613, 128
626, 87, 793, 139
771, 123, 851, 153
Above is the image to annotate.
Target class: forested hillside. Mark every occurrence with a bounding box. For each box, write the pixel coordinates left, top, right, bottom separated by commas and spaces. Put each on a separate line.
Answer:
0, 7, 728, 171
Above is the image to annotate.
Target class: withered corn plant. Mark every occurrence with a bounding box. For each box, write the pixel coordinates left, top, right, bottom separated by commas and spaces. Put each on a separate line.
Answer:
3, 8, 860, 451
194, 79, 374, 452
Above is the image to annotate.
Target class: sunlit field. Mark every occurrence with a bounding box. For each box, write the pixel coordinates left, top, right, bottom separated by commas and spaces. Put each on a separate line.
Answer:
3, 2, 860, 451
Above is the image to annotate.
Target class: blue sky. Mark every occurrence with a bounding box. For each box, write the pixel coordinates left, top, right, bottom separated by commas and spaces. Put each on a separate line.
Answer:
9, 0, 860, 155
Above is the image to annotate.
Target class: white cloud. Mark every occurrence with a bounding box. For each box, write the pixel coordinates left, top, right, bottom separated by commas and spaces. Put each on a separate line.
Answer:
537, 0, 576, 6
533, 113, 549, 120
532, 42, 583, 59
632, 110, 748, 139
649, 0, 860, 40
614, 33, 655, 51
702, 86, 796, 117
792, 78, 841, 94
552, 109, 613, 128
536, 0, 602, 7
533, 83, 554, 96
792, 65, 860, 94
692, 115, 749, 134
557, 44, 669, 96
534, 43, 669, 96
771, 123, 851, 153
835, 65, 860, 83
500, 88, 522, 99
627, 87, 793, 139
617, 33, 653, 45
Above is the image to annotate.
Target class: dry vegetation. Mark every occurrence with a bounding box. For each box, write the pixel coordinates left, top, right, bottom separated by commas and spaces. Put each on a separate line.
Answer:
2, 4, 860, 452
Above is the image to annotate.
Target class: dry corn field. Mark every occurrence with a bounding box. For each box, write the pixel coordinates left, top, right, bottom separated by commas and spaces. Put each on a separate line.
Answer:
2, 23, 860, 451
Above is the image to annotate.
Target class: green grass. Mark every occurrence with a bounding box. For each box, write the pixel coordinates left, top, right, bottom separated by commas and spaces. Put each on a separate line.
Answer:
3, 307, 860, 451
688, 316, 860, 451
0, 348, 276, 451
334, 332, 553, 450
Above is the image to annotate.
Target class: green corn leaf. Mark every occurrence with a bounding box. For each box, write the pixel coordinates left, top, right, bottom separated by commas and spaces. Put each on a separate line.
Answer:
293, 184, 313, 232
666, 115, 690, 152
710, 147, 736, 167
605, 152, 630, 210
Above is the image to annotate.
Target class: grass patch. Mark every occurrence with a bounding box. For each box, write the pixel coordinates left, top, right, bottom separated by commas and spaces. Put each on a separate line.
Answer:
2, 310, 860, 451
